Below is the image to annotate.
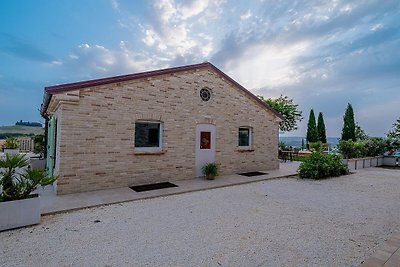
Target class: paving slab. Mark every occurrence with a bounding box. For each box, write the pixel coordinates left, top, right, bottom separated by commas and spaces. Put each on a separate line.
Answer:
360, 233, 400, 267
40, 161, 299, 214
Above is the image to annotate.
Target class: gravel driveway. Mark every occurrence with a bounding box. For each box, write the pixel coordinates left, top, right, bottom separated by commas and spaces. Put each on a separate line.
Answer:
1, 167, 399, 267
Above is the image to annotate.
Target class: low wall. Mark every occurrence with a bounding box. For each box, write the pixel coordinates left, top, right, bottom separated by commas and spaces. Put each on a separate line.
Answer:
342, 156, 384, 171
383, 156, 399, 166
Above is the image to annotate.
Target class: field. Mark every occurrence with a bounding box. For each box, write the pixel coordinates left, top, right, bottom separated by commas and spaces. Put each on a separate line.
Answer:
0, 125, 44, 138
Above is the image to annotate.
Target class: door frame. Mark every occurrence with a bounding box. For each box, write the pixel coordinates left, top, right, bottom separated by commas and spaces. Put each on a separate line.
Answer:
195, 124, 216, 177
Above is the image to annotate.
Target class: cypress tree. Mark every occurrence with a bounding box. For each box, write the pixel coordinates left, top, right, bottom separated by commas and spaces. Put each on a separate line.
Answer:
341, 103, 356, 141
317, 112, 327, 143
306, 109, 318, 143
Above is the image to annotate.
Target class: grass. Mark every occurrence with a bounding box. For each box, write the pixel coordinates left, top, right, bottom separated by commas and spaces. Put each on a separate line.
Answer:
279, 154, 309, 162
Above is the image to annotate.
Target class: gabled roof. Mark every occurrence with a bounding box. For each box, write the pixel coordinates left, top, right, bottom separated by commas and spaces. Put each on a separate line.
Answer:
41, 62, 282, 119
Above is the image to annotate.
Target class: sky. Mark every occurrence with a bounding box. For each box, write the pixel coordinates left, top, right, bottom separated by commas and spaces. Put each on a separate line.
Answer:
0, 0, 399, 137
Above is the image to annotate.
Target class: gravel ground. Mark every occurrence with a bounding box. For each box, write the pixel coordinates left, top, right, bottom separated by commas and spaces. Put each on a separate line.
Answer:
1, 167, 400, 267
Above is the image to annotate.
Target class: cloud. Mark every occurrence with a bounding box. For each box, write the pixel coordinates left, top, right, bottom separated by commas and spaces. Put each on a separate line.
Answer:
63, 42, 164, 79
240, 10, 252, 20
224, 41, 310, 89
111, 0, 120, 11
138, 0, 216, 63
178, 0, 209, 19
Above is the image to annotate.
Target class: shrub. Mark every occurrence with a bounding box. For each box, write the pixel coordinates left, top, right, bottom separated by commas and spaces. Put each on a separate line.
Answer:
309, 141, 323, 152
202, 162, 219, 177
363, 137, 387, 157
4, 137, 19, 149
338, 140, 366, 158
338, 140, 357, 158
339, 138, 391, 158
386, 137, 400, 152
0, 154, 57, 201
353, 141, 367, 158
298, 152, 348, 179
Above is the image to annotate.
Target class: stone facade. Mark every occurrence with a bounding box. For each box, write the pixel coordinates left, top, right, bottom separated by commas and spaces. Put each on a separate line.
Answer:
44, 64, 281, 194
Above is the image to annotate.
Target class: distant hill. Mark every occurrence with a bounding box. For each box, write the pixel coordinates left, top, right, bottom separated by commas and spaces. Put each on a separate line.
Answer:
15, 120, 42, 127
0, 125, 44, 139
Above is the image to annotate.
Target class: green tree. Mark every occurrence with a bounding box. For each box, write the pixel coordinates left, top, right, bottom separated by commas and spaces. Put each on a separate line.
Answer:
306, 109, 318, 143
33, 134, 45, 157
355, 122, 367, 140
341, 103, 356, 141
317, 112, 327, 143
387, 117, 400, 139
259, 95, 303, 132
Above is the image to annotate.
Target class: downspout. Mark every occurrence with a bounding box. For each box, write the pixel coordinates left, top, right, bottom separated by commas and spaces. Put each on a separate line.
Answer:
40, 91, 52, 159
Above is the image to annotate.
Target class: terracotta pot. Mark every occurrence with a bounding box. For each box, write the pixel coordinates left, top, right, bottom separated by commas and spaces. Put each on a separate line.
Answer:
206, 174, 215, 180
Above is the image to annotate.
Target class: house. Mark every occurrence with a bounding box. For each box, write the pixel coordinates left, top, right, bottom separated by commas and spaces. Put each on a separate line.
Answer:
40, 62, 282, 194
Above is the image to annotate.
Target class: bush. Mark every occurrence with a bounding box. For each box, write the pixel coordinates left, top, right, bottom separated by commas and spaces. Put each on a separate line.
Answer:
4, 137, 19, 149
338, 138, 391, 158
0, 154, 57, 201
338, 140, 358, 158
338, 140, 366, 158
386, 137, 400, 152
202, 162, 219, 177
363, 137, 387, 157
298, 152, 348, 179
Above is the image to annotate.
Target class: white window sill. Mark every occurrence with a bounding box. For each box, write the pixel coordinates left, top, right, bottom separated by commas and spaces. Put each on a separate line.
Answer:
133, 149, 166, 155
237, 147, 254, 152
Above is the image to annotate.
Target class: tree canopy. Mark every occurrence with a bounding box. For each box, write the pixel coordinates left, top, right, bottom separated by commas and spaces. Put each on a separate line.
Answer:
259, 95, 303, 132
355, 122, 367, 140
306, 109, 318, 143
387, 117, 400, 139
341, 103, 356, 141
317, 112, 327, 143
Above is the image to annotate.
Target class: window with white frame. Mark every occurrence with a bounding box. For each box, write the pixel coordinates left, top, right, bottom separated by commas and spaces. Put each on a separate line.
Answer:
238, 127, 252, 147
135, 121, 162, 151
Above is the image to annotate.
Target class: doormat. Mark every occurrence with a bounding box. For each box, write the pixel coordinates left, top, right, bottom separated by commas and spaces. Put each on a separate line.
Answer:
130, 182, 178, 192
238, 171, 268, 177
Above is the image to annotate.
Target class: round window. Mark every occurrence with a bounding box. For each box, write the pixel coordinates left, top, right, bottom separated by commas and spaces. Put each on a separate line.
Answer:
200, 88, 212, 102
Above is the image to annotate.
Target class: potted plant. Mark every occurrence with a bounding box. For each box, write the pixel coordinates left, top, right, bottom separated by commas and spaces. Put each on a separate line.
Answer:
0, 154, 57, 231
3, 137, 20, 155
202, 162, 219, 180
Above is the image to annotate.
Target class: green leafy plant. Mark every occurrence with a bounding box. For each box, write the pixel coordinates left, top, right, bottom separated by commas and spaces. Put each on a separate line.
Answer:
338, 138, 389, 158
0, 154, 57, 202
309, 141, 323, 152
33, 134, 45, 157
338, 140, 366, 158
202, 162, 219, 180
387, 117, 400, 139
258, 95, 303, 132
363, 137, 387, 157
4, 137, 19, 149
298, 152, 348, 179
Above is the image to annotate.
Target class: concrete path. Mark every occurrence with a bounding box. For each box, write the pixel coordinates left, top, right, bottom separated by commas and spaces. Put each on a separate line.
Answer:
359, 232, 400, 267
39, 161, 299, 214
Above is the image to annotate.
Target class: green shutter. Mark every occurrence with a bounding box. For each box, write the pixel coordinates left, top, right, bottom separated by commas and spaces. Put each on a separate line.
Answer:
46, 116, 55, 176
